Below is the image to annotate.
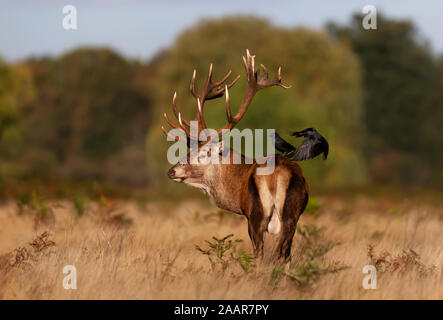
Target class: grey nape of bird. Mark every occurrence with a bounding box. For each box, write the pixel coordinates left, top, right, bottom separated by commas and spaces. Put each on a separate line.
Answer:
271, 128, 329, 161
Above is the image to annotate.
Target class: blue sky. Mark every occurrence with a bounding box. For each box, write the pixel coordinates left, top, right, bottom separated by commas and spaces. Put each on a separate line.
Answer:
1, 0, 442, 62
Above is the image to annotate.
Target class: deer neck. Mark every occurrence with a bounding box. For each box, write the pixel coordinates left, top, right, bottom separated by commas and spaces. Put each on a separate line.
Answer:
203, 162, 253, 214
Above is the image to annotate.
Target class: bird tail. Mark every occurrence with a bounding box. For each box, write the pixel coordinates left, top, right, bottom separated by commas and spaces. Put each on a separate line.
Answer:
271, 132, 296, 156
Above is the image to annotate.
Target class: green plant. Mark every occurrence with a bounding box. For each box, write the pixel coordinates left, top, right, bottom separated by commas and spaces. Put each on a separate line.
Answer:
370, 231, 385, 240
73, 197, 89, 218
195, 234, 245, 271
269, 264, 286, 287
30, 190, 50, 216
15, 190, 56, 229
236, 248, 255, 272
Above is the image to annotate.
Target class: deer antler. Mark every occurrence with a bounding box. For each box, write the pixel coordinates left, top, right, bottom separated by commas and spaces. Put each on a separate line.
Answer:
189, 64, 240, 130
162, 49, 290, 141
216, 49, 290, 135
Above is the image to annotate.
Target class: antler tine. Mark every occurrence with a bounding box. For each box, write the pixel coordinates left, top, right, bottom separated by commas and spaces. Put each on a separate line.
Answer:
213, 70, 232, 87
161, 126, 179, 141
205, 63, 213, 89
195, 98, 206, 130
190, 62, 241, 132
177, 112, 190, 136
163, 93, 190, 136
161, 125, 189, 143
215, 49, 290, 135
224, 85, 232, 123
242, 49, 256, 82
256, 64, 291, 89
259, 64, 268, 79
190, 69, 198, 99
215, 85, 234, 136
172, 92, 191, 127
163, 112, 180, 130
274, 67, 291, 89
206, 74, 240, 100
248, 49, 255, 78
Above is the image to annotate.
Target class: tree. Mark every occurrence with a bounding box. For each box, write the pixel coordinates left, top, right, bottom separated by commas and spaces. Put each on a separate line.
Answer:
19, 49, 152, 184
327, 14, 436, 184
419, 56, 443, 185
0, 57, 34, 159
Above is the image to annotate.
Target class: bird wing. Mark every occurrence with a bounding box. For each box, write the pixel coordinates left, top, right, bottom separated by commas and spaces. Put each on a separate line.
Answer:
290, 128, 312, 138
290, 139, 315, 161
272, 132, 296, 154
291, 137, 329, 161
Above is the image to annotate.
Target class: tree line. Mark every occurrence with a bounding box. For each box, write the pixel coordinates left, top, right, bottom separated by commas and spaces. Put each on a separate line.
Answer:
1, 14, 442, 192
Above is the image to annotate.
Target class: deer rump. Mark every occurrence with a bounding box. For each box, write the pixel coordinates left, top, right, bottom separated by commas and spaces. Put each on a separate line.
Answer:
243, 157, 309, 236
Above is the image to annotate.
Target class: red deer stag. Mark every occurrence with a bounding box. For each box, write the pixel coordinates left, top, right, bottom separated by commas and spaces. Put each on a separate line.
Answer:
162, 50, 309, 262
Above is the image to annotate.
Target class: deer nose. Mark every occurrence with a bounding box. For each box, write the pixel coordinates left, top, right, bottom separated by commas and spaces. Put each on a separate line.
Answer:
167, 168, 176, 179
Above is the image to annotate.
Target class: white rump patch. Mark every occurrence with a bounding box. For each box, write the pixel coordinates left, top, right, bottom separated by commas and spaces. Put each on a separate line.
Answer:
256, 178, 282, 235
267, 208, 281, 234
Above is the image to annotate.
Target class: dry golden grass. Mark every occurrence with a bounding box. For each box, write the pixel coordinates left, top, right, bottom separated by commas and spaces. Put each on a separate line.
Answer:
0, 194, 441, 299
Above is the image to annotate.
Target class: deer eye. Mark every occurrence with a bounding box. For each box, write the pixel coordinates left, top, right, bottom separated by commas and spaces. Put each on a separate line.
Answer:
197, 148, 210, 163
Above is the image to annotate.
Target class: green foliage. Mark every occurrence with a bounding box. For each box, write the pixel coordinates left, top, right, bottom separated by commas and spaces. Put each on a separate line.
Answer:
370, 231, 385, 240
2, 13, 443, 190
15, 190, 54, 223
0, 58, 34, 159
269, 264, 286, 287
328, 14, 439, 185
2, 49, 152, 185
419, 56, 443, 185
73, 197, 89, 218
236, 248, 255, 273
30, 190, 51, 218
195, 234, 248, 271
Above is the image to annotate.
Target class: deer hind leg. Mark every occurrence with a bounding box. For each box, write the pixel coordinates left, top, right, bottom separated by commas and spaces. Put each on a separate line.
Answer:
276, 219, 297, 262
247, 194, 268, 259
247, 218, 265, 259
275, 175, 306, 262
245, 175, 268, 259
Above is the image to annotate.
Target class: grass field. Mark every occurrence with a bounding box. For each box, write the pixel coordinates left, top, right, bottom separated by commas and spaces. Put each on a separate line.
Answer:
0, 192, 441, 299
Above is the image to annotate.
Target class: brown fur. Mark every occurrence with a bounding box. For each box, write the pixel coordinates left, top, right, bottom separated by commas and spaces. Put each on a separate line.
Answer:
170, 151, 308, 262
239, 155, 308, 261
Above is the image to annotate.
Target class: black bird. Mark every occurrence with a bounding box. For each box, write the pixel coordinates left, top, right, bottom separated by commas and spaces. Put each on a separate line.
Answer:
272, 128, 329, 161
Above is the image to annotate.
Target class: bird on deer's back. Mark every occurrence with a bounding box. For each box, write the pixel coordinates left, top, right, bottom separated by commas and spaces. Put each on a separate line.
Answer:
272, 128, 329, 161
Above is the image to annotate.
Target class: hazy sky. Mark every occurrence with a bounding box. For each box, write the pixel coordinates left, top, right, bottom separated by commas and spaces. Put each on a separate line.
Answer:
1, 0, 442, 62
